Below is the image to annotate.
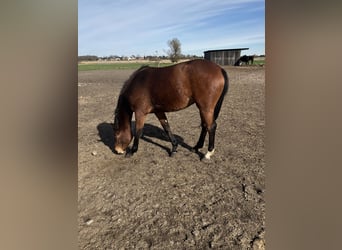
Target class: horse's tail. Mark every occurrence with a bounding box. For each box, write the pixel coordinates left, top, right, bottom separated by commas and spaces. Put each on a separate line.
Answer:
214, 68, 229, 120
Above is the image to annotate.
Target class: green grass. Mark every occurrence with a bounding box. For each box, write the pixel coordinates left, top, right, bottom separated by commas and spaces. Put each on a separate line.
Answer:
78, 62, 174, 71
252, 59, 265, 65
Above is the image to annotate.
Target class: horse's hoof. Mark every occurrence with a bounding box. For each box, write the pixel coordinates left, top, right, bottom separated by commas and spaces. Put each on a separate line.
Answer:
191, 147, 199, 153
201, 157, 212, 164
125, 151, 133, 157
169, 151, 177, 157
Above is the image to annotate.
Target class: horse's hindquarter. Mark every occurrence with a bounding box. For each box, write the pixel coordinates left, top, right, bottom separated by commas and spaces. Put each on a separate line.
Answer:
188, 60, 225, 111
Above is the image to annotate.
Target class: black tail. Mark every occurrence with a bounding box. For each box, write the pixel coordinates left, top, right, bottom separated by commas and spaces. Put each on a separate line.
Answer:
214, 68, 229, 120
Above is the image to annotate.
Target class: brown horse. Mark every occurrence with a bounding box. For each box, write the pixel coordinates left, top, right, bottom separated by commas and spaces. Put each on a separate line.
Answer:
113, 59, 229, 160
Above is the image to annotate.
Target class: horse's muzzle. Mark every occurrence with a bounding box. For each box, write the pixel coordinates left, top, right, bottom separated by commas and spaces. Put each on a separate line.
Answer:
114, 146, 125, 155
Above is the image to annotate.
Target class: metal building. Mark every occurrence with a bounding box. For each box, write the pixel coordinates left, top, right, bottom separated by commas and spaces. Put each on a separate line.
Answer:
204, 48, 249, 66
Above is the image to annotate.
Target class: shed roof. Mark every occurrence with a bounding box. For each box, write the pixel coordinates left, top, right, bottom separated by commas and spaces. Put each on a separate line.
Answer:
204, 48, 249, 53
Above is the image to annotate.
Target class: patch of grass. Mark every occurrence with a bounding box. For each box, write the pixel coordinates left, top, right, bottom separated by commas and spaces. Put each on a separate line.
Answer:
253, 59, 265, 65
78, 62, 174, 71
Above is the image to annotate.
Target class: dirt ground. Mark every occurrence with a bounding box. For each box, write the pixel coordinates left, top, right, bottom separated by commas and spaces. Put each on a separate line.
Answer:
78, 65, 265, 249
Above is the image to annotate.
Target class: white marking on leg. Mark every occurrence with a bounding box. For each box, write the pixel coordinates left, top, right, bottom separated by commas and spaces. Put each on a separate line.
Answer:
205, 149, 215, 159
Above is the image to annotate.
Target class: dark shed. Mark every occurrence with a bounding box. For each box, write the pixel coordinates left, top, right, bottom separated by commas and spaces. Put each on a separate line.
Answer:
204, 48, 249, 66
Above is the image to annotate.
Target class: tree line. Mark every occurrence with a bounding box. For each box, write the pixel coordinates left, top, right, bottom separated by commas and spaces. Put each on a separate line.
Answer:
78, 54, 202, 62
79, 38, 199, 62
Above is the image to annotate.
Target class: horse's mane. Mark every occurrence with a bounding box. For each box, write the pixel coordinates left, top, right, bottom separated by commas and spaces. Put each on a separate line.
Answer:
114, 65, 149, 129
119, 65, 149, 95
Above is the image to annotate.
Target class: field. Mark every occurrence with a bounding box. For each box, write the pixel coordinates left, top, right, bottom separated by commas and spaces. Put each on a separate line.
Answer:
78, 61, 175, 71
78, 63, 265, 249
78, 57, 265, 71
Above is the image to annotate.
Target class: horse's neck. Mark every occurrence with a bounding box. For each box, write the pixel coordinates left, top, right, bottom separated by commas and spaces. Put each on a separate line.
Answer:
120, 111, 131, 130
116, 98, 132, 130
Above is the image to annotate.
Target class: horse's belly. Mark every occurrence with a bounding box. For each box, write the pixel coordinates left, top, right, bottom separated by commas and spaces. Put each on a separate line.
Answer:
149, 80, 194, 112
152, 96, 193, 112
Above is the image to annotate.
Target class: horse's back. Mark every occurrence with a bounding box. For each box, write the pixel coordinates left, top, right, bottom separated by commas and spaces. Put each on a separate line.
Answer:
122, 59, 226, 113
184, 59, 224, 81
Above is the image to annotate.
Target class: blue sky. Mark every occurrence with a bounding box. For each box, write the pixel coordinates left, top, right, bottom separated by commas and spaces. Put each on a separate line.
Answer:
78, 0, 264, 57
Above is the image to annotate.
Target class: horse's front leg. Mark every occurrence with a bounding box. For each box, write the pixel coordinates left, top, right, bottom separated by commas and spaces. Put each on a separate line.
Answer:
155, 112, 178, 156
126, 112, 146, 157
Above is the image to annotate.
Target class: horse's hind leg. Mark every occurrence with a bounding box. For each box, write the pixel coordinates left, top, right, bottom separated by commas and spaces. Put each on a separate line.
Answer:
155, 112, 178, 156
205, 121, 217, 159
195, 110, 217, 160
192, 125, 206, 152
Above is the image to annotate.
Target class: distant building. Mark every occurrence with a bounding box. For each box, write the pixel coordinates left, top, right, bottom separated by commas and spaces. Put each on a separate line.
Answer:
204, 48, 249, 66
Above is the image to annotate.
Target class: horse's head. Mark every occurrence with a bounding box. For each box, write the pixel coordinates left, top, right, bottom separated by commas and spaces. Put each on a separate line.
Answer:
113, 110, 133, 154
113, 129, 132, 154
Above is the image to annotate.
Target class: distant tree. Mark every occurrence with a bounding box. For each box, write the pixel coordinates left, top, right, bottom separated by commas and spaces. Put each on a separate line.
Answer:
167, 38, 182, 63
78, 55, 98, 62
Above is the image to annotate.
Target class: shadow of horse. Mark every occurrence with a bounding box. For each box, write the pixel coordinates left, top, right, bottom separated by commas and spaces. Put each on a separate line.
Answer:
97, 122, 115, 153
97, 122, 196, 156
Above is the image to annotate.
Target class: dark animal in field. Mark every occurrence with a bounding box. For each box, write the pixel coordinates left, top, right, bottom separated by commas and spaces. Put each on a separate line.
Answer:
113, 59, 229, 160
234, 55, 254, 66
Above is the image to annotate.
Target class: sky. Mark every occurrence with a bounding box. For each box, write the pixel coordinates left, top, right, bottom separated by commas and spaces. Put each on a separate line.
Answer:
78, 0, 265, 57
